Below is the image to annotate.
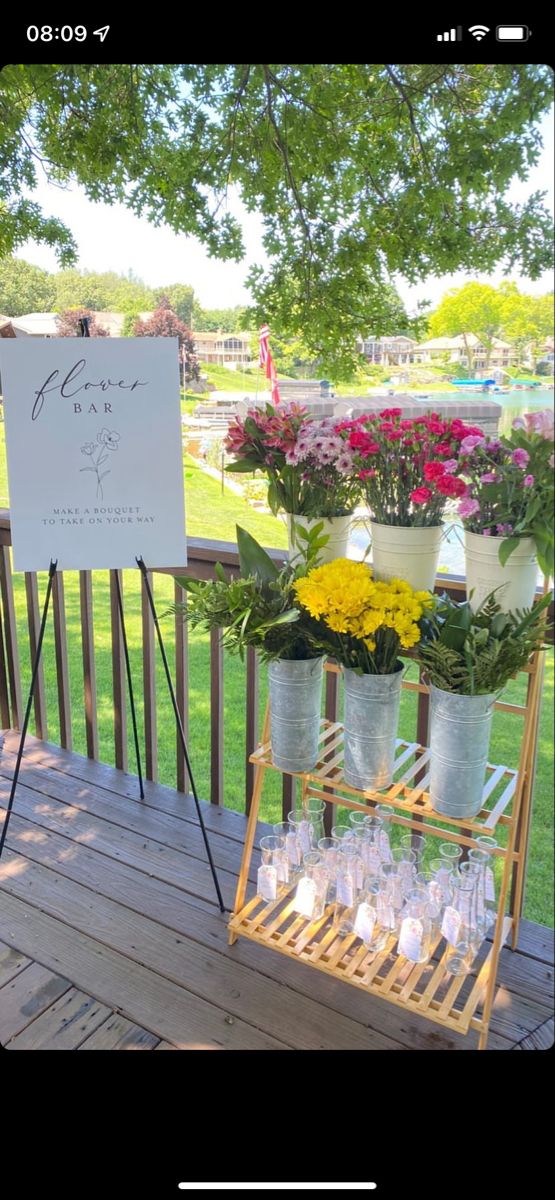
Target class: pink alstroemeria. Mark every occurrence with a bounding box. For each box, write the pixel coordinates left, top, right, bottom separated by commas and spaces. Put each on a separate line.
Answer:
460, 435, 485, 455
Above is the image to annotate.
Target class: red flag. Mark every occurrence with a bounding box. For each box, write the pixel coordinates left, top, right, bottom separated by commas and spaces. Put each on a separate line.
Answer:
259, 324, 281, 404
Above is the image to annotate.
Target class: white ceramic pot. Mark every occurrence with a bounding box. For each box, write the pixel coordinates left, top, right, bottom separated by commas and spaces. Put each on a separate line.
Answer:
286, 513, 352, 564
464, 531, 538, 613
370, 520, 443, 592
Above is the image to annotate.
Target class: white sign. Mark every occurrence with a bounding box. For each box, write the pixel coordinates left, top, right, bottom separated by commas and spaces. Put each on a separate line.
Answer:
0, 337, 187, 570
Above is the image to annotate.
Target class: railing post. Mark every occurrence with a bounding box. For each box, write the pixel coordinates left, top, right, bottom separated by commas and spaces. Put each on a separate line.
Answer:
174, 580, 190, 793
210, 627, 223, 804
245, 646, 259, 815
110, 569, 127, 771
24, 572, 48, 740
141, 567, 157, 782
52, 571, 72, 750
0, 545, 22, 728
80, 570, 99, 760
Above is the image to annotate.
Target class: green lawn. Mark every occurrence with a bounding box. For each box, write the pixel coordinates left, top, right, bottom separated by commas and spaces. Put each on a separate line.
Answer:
0, 419, 552, 925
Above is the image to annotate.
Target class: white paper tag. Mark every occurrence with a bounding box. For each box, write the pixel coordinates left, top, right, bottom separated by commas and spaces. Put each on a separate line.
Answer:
398, 916, 424, 961
441, 905, 462, 946
336, 873, 354, 908
294, 876, 317, 919
299, 820, 313, 855
257, 864, 277, 902
485, 867, 496, 902
354, 902, 376, 943
286, 831, 300, 866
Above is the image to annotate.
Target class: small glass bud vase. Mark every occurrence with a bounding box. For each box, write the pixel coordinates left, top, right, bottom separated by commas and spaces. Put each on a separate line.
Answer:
287, 811, 315, 858
295, 798, 326, 844
400, 833, 426, 868
439, 841, 463, 872
416, 870, 444, 934
354, 881, 389, 953
378, 862, 405, 932
273, 821, 302, 882
391, 846, 416, 893
334, 843, 361, 934
318, 837, 339, 901
375, 803, 395, 862
397, 885, 432, 964
260, 835, 288, 883
429, 857, 455, 906
293, 851, 329, 922
475, 835, 498, 930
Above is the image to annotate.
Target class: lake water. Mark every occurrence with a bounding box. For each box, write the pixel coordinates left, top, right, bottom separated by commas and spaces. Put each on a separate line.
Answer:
348, 388, 553, 576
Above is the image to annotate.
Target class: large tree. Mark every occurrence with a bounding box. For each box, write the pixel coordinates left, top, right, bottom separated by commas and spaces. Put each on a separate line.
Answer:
155, 284, 194, 326
1, 64, 553, 373
0, 256, 56, 315
428, 283, 509, 373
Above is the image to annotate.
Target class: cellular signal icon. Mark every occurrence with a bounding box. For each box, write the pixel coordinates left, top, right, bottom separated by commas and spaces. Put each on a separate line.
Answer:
437, 26, 463, 40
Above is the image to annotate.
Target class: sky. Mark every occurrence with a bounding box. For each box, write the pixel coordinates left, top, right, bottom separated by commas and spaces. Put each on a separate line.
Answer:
14, 109, 554, 317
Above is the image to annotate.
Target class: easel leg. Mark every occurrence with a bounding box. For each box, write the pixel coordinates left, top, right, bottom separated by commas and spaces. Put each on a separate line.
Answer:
0, 560, 57, 859
136, 558, 225, 913
114, 570, 144, 799
229, 701, 271, 944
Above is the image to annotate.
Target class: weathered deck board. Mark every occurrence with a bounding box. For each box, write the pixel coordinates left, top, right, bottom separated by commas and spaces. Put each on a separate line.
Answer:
1, 733, 553, 1051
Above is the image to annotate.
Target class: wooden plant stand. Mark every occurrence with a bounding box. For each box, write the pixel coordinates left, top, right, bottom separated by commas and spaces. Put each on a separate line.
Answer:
228, 652, 545, 1051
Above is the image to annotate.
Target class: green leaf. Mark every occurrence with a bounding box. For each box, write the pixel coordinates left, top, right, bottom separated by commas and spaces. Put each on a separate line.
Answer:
236, 525, 279, 583
214, 562, 227, 583
225, 458, 260, 473
498, 536, 521, 567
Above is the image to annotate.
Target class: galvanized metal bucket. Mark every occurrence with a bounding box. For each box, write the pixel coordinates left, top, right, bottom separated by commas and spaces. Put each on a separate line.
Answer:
429, 685, 496, 819
268, 657, 324, 773
343, 667, 403, 790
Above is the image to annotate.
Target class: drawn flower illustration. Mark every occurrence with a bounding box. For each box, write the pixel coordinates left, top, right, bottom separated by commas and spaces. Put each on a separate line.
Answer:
80, 430, 121, 500
98, 428, 121, 451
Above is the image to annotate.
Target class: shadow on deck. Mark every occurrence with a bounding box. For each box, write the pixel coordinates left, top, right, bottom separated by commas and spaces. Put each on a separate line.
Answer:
0, 732, 553, 1051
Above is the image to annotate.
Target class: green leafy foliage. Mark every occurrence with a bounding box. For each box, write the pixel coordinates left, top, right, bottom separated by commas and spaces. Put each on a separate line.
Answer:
418, 591, 552, 695
1, 64, 552, 372
173, 523, 328, 661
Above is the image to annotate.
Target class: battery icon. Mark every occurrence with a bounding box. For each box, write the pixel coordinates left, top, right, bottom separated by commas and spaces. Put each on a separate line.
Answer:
496, 25, 530, 40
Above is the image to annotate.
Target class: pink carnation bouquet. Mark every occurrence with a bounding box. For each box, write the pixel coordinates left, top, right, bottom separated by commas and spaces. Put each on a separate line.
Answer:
455, 410, 555, 576
336, 408, 478, 527
224, 404, 359, 518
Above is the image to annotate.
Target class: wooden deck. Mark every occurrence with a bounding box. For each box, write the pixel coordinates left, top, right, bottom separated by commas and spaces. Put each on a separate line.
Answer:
0, 731, 553, 1051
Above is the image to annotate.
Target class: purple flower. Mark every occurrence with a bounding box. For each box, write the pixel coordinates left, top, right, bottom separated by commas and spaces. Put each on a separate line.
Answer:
511, 448, 530, 468
458, 497, 481, 518
482, 528, 492, 537
443, 459, 458, 474
460, 435, 485, 455
496, 523, 513, 536
523, 474, 535, 487
512, 417, 526, 430
479, 472, 497, 483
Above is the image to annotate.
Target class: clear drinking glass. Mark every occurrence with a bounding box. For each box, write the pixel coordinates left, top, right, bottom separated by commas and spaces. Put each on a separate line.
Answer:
318, 837, 338, 901
295, 798, 326, 844
397, 885, 432, 964
439, 841, 463, 871
259, 835, 288, 884
293, 851, 329, 921
400, 833, 426, 867
334, 843, 361, 934
355, 815, 383, 882
442, 868, 479, 960
331, 822, 354, 843
416, 869, 443, 934
476, 835, 498, 930
354, 880, 389, 953
459, 861, 483, 951
391, 845, 417, 892
429, 857, 454, 906
445, 939, 474, 976
288, 811, 315, 858
273, 821, 302, 882
378, 861, 405, 932
376, 803, 395, 862
349, 809, 371, 831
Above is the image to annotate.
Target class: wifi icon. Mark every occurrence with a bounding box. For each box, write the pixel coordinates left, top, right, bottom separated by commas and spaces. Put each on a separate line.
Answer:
468, 24, 490, 39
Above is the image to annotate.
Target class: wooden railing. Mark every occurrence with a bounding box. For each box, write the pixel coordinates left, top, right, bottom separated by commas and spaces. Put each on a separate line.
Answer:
0, 510, 552, 835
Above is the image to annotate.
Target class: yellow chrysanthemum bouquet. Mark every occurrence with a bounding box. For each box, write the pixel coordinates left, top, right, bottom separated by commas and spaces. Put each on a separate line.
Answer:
294, 558, 433, 675
295, 560, 435, 787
